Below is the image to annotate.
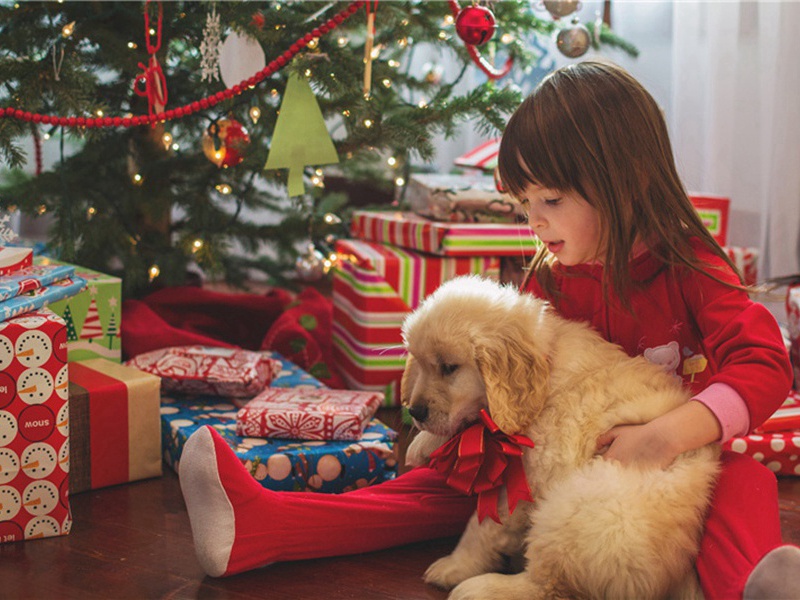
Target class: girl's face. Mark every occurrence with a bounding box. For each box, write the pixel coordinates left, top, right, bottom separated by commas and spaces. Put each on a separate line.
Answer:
520, 183, 604, 266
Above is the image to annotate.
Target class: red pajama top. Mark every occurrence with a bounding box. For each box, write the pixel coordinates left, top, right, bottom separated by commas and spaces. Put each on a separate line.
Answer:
523, 238, 792, 438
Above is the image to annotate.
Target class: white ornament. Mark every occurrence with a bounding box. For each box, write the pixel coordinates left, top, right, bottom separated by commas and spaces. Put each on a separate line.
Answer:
0, 213, 17, 244
219, 32, 266, 90
200, 5, 222, 82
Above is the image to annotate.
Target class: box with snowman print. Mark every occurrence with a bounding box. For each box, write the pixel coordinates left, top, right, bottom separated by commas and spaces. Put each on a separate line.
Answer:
161, 351, 398, 493
0, 308, 70, 545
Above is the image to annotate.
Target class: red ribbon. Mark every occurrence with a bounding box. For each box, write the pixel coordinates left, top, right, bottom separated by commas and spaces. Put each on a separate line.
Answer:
428, 409, 534, 524
133, 1, 168, 119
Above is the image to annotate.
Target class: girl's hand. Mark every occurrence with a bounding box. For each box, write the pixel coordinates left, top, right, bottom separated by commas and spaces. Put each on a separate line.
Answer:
596, 400, 723, 470
596, 422, 679, 470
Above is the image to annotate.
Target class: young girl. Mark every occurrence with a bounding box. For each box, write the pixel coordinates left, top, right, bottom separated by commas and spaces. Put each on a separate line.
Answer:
179, 60, 798, 599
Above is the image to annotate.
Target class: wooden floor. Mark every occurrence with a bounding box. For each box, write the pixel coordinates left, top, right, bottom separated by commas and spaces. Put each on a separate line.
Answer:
2, 409, 800, 600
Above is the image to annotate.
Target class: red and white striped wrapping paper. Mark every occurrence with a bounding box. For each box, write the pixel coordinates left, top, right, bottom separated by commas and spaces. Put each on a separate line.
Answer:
236, 387, 384, 441
0, 309, 70, 545
126, 346, 282, 398
723, 246, 759, 287
755, 392, 800, 434
350, 210, 539, 257
454, 138, 501, 171
333, 239, 500, 406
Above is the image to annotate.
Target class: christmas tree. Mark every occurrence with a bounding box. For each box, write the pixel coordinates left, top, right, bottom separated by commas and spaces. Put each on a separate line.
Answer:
0, 1, 635, 299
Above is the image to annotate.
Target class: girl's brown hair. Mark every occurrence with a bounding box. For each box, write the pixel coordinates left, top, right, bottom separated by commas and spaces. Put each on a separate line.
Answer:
497, 60, 742, 305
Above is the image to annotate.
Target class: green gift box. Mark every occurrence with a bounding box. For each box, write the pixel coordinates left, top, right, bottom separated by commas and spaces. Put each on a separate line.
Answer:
35, 258, 122, 362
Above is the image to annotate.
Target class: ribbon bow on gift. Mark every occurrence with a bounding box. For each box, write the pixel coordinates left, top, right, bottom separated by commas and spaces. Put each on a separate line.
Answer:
428, 409, 535, 524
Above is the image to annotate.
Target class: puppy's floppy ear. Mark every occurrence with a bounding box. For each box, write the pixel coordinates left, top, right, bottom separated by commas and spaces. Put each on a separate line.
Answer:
400, 353, 418, 407
475, 325, 549, 434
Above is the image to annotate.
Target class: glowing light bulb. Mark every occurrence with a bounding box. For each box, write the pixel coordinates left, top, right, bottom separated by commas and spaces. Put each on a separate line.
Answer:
148, 265, 160, 281
132, 173, 143, 185
215, 184, 232, 195
192, 239, 204, 252
395, 177, 405, 187
61, 21, 75, 38
387, 156, 397, 167
249, 106, 261, 123
363, 119, 373, 128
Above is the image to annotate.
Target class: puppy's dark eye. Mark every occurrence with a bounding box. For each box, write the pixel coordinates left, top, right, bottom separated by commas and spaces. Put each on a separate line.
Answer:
440, 363, 459, 376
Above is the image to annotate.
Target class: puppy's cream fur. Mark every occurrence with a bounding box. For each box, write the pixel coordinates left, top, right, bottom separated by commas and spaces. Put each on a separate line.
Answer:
401, 276, 719, 600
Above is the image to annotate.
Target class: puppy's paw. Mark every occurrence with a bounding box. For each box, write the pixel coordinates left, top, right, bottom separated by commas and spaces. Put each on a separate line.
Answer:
424, 555, 485, 590
406, 432, 448, 468
449, 573, 535, 600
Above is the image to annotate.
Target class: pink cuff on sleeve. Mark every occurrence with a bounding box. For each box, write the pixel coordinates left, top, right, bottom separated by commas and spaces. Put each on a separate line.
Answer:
692, 382, 751, 442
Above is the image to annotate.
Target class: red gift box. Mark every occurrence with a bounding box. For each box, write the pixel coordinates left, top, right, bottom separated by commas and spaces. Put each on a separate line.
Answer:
725, 430, 800, 477
0, 309, 70, 544
236, 387, 384, 441
755, 391, 800, 434
68, 359, 162, 494
126, 345, 282, 398
690, 194, 730, 246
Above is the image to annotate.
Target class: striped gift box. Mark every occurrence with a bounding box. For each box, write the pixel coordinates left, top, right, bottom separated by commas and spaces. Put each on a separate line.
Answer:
723, 246, 759, 286
332, 239, 500, 406
350, 210, 539, 257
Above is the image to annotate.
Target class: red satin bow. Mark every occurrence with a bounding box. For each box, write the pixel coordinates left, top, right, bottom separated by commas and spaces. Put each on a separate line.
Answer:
428, 409, 535, 524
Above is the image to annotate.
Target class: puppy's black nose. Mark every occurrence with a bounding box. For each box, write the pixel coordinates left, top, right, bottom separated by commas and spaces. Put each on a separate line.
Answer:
407, 404, 429, 423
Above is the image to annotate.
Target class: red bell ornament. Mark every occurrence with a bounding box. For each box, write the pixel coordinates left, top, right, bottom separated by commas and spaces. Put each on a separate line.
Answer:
455, 5, 496, 47
202, 117, 251, 168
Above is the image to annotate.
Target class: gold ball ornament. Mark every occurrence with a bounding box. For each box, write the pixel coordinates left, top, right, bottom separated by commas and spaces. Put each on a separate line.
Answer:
543, 0, 581, 20
556, 18, 591, 58
202, 118, 251, 168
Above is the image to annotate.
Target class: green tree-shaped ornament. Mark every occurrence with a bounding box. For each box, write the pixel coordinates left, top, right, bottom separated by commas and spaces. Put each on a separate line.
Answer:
63, 305, 78, 343
264, 72, 340, 197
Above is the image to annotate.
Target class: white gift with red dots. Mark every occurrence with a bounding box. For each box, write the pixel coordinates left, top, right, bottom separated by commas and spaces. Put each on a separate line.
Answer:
0, 308, 69, 544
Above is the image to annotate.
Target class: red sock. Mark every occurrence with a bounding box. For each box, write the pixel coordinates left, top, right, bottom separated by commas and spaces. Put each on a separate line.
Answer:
179, 426, 476, 577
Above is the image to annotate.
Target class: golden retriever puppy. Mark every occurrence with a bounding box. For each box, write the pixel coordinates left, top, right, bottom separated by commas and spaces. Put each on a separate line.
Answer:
401, 275, 720, 600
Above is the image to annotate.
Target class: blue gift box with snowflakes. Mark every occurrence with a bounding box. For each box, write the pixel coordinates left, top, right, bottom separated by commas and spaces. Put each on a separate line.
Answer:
160, 351, 398, 493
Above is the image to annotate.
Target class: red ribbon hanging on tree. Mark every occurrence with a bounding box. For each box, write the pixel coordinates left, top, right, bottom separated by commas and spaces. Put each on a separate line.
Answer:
428, 409, 534, 524
133, 0, 168, 119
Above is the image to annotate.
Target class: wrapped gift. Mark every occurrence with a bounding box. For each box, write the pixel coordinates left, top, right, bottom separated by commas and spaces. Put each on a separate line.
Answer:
454, 138, 500, 172
690, 194, 730, 246
0, 277, 87, 323
725, 430, 800, 477
755, 392, 800, 434
0, 309, 70, 544
68, 359, 161, 494
333, 239, 499, 405
35, 259, 122, 363
404, 173, 524, 224
126, 346, 282, 398
0, 264, 75, 302
0, 247, 33, 276
724, 246, 759, 287
350, 210, 539, 258
236, 388, 383, 441
161, 352, 397, 493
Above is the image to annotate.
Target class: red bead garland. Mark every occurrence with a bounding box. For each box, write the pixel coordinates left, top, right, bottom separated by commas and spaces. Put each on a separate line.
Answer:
0, 1, 365, 128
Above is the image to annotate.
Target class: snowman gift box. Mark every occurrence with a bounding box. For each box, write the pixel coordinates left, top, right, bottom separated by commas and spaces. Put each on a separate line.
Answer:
0, 308, 70, 545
